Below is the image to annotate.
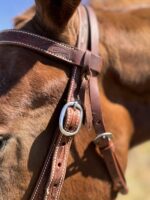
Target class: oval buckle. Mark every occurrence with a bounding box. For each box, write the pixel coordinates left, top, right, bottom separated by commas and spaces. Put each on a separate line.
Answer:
59, 101, 83, 137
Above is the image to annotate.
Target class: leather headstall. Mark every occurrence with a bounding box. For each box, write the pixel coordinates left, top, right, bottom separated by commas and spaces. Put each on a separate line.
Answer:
0, 4, 128, 200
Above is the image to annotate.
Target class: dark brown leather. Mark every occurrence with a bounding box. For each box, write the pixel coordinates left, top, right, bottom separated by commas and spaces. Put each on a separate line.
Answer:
42, 5, 90, 200
86, 6, 128, 194
29, 5, 90, 200
0, 30, 101, 75
0, 4, 128, 200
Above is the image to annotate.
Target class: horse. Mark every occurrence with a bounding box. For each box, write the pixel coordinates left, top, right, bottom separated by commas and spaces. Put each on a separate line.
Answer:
92, 0, 150, 8
0, 0, 150, 199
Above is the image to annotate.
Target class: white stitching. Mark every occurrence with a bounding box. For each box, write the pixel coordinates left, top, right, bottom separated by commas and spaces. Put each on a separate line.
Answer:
53, 66, 78, 199
65, 108, 72, 130
44, 135, 63, 200
65, 67, 77, 130
0, 29, 80, 200
31, 141, 55, 200
0, 41, 73, 63
73, 110, 81, 131
67, 67, 77, 101
55, 138, 72, 200
1, 29, 74, 50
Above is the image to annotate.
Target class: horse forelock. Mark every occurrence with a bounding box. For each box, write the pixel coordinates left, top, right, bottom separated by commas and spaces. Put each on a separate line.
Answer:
96, 6, 150, 94
14, 6, 35, 29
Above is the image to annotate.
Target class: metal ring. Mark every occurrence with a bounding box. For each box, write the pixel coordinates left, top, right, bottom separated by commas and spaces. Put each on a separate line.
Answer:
59, 101, 83, 137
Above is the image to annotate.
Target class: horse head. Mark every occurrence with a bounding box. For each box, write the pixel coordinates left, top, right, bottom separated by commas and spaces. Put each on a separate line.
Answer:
0, 0, 81, 199
0, 0, 150, 199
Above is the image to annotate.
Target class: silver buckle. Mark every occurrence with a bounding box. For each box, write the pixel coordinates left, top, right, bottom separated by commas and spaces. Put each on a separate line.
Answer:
94, 132, 112, 145
59, 101, 83, 137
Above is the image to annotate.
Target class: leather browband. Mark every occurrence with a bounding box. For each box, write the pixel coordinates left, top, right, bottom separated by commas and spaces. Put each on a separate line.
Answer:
0, 29, 101, 75
0, 4, 128, 200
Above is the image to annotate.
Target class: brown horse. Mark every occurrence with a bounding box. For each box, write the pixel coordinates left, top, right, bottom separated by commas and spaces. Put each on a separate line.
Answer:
0, 0, 150, 199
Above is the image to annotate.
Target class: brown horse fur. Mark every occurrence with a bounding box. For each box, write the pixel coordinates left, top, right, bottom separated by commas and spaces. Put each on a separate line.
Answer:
14, 6, 35, 29
0, 0, 150, 199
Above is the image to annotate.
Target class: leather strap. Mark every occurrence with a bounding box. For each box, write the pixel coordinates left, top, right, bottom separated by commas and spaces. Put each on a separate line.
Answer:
0, 4, 128, 199
86, 6, 128, 194
42, 5, 90, 200
0, 29, 101, 75
30, 5, 90, 200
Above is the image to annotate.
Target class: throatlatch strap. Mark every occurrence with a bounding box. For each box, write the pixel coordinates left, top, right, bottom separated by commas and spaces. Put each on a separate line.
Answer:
86, 6, 128, 194
0, 4, 128, 199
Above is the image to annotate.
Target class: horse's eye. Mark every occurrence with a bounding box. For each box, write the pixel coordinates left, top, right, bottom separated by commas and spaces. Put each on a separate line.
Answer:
0, 136, 9, 150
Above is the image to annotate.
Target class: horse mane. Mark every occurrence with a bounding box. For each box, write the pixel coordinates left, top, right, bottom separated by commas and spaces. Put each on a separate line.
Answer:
14, 6, 35, 29
13, 0, 150, 28
0, 1, 149, 199
13, 2, 150, 94
97, 5, 150, 93
91, 0, 150, 9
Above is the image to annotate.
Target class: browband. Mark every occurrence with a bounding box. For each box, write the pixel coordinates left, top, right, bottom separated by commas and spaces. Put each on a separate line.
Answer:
0, 4, 128, 200
0, 29, 101, 74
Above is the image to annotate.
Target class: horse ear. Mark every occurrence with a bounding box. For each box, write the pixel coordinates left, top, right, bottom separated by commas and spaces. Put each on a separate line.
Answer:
35, 0, 81, 30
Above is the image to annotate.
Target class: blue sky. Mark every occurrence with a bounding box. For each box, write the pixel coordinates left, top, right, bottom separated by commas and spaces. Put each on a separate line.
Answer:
0, 0, 88, 30
0, 0, 34, 30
